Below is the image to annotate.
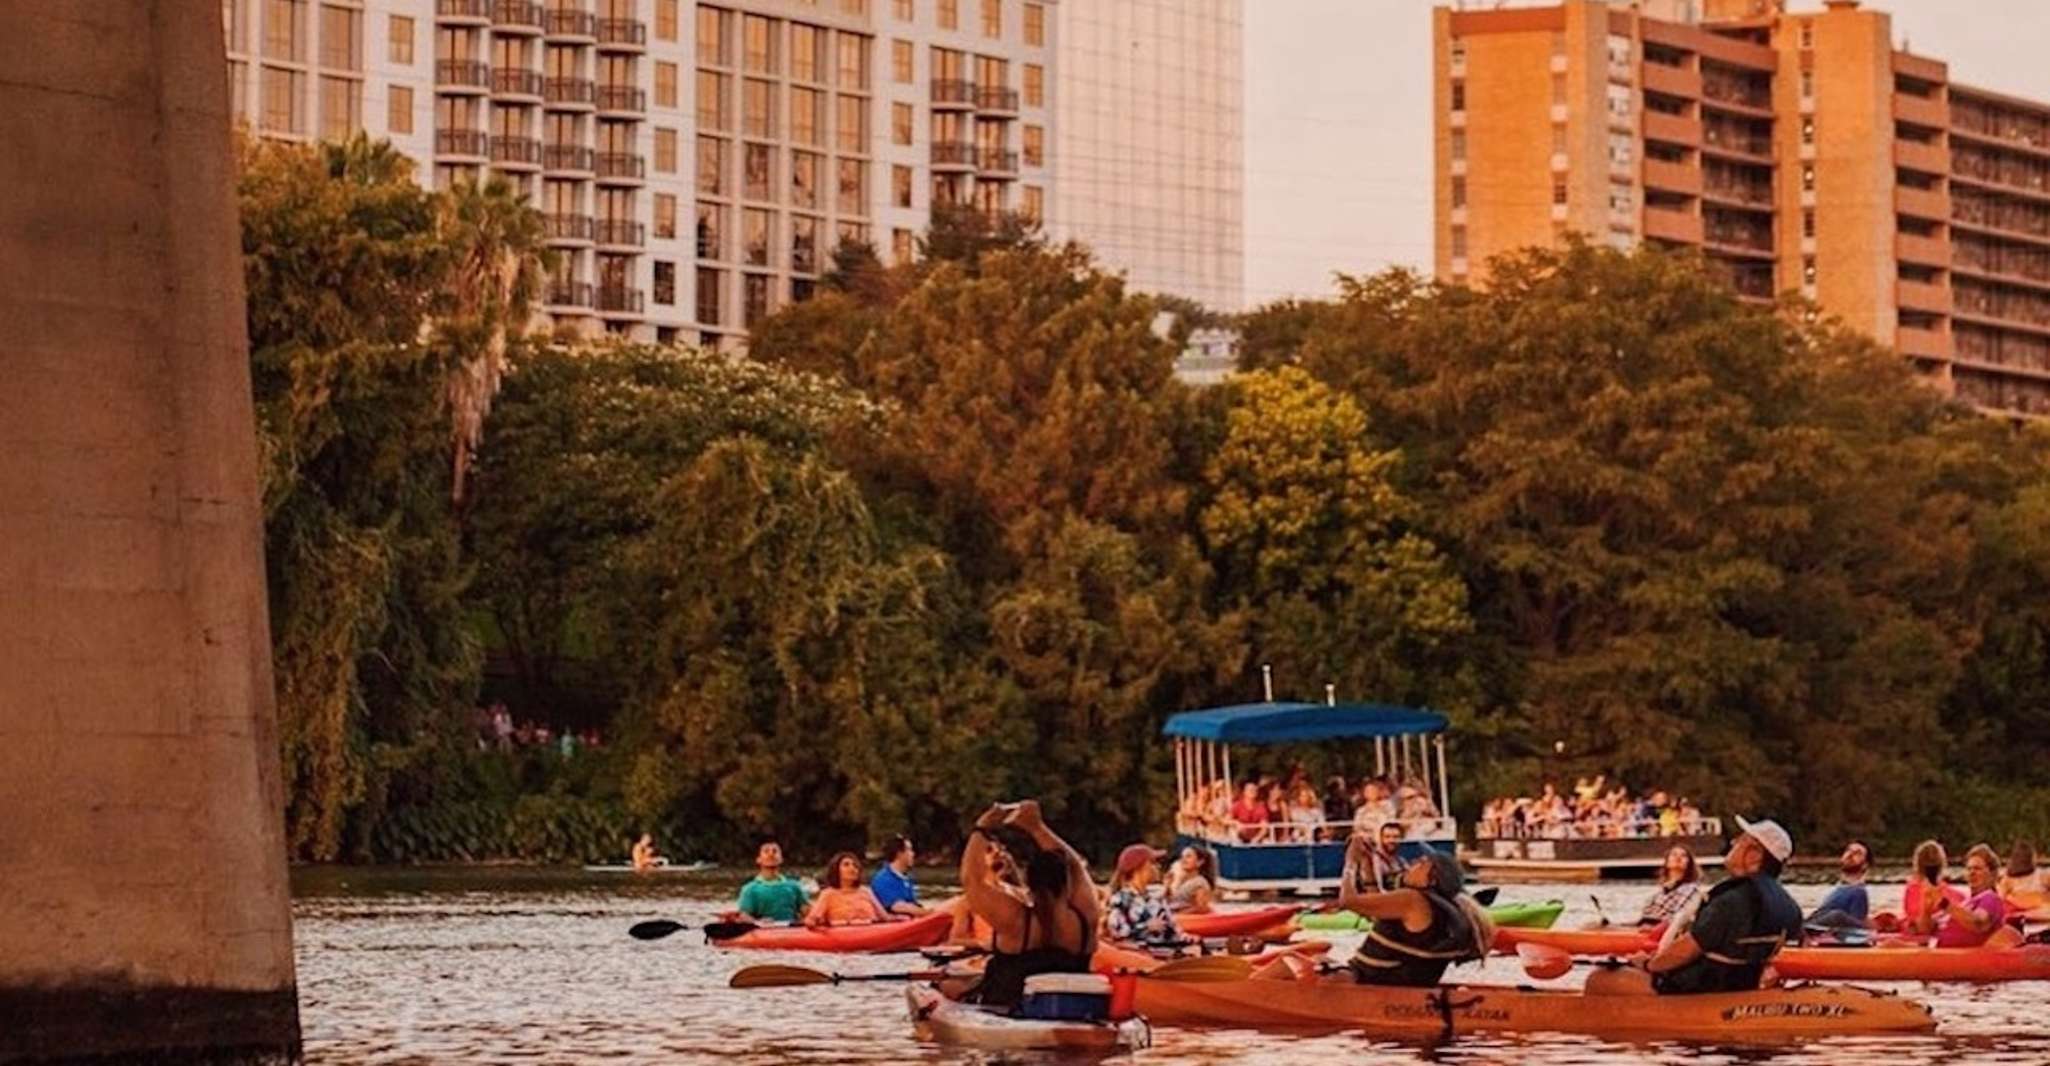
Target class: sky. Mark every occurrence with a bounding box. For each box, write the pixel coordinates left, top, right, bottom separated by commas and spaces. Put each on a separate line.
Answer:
1243, 0, 2050, 307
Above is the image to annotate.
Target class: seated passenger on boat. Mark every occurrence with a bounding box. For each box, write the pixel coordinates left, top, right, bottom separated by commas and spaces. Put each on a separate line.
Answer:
733, 841, 810, 923
806, 851, 892, 926
1637, 845, 1702, 927
1103, 843, 1184, 948
1338, 841, 1493, 986
1228, 782, 1270, 843
958, 801, 1098, 1009
1805, 840, 1872, 930
1351, 779, 1397, 834
1164, 846, 1217, 913
1933, 844, 2013, 948
1586, 818, 1803, 996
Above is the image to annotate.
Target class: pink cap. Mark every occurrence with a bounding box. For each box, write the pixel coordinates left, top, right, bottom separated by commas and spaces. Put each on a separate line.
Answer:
1116, 843, 1165, 876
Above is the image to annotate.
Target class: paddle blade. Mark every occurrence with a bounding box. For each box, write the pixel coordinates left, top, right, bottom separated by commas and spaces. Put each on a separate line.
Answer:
729, 964, 836, 989
1147, 955, 1256, 983
629, 920, 687, 941
702, 921, 758, 942
1517, 942, 1573, 980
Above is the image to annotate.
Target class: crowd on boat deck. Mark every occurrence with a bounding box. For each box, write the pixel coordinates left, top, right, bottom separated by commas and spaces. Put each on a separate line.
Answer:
1175, 771, 1444, 843
1476, 775, 1709, 839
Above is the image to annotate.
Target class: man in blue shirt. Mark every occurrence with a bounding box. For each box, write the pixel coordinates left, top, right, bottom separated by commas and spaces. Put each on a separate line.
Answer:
871, 835, 927, 916
1806, 839, 1872, 931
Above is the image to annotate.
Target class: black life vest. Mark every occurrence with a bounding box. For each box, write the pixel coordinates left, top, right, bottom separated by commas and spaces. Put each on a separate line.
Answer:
1655, 875, 1803, 994
1348, 891, 1479, 987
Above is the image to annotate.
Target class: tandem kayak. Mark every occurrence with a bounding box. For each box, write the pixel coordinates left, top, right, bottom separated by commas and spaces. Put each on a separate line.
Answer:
1775, 943, 2050, 983
1133, 974, 1936, 1040
1176, 904, 1305, 939
1302, 899, 1566, 933
709, 912, 952, 952
907, 985, 1151, 1052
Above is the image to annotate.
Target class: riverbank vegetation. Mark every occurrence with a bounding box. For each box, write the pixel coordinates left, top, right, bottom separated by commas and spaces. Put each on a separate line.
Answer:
243, 136, 2050, 864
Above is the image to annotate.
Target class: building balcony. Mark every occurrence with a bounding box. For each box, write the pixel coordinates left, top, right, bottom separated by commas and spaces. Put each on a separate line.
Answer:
595, 218, 645, 247
543, 76, 596, 109
1643, 158, 1702, 196
1701, 130, 1773, 163
932, 80, 978, 110
976, 86, 1020, 114
1644, 204, 1703, 244
437, 0, 491, 23
542, 142, 596, 173
595, 152, 645, 183
436, 128, 490, 158
1897, 184, 1949, 223
596, 84, 646, 115
979, 149, 1019, 176
1642, 62, 1701, 99
490, 135, 543, 168
1898, 322, 1954, 360
1644, 111, 1702, 147
1894, 91, 1946, 130
596, 17, 646, 50
597, 286, 645, 315
1896, 229, 1952, 267
931, 141, 977, 170
1895, 137, 1949, 176
1703, 180, 1774, 209
546, 280, 594, 308
491, 68, 544, 100
543, 7, 597, 38
1898, 277, 1953, 315
493, 0, 543, 33
437, 60, 492, 92
544, 213, 594, 243
1703, 222, 1775, 257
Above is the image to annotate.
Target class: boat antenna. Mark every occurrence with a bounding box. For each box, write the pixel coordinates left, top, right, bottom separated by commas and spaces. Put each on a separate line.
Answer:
1261, 663, 1273, 702
1325, 683, 1336, 706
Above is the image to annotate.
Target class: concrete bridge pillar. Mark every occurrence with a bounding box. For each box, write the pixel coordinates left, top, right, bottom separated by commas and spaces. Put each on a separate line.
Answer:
0, 2, 301, 1061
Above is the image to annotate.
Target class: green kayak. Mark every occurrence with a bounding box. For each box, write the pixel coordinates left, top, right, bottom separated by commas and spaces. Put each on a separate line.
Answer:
1298, 898, 1565, 933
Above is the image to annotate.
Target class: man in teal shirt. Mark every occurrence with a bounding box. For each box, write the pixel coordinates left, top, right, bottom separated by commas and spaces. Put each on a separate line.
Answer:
735, 841, 809, 923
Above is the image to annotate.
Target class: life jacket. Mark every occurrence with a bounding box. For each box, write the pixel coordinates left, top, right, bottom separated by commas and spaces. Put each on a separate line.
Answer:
1656, 875, 1802, 994
1348, 891, 1479, 987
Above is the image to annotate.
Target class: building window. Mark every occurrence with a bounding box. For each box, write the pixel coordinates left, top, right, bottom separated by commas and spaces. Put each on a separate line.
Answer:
839, 158, 867, 214
1552, 181, 1567, 206
388, 14, 412, 64
893, 164, 913, 207
1451, 129, 1466, 160
1552, 124, 1566, 153
793, 150, 820, 207
657, 0, 679, 42
837, 94, 867, 152
1450, 37, 1465, 65
744, 208, 772, 265
744, 15, 776, 75
792, 214, 818, 273
387, 83, 412, 134
224, 0, 247, 52
1022, 123, 1042, 166
939, 0, 958, 31
793, 87, 823, 146
1451, 226, 1468, 258
841, 0, 869, 14
1023, 63, 1043, 107
1802, 208, 1815, 238
744, 143, 773, 200
792, 25, 822, 83
1450, 80, 1465, 112
697, 135, 726, 194
981, 0, 1000, 38
975, 180, 1004, 215
656, 61, 678, 108
1802, 117, 1814, 144
895, 0, 914, 19
319, 4, 360, 71
1451, 176, 1466, 208
260, 65, 303, 133
263, 0, 305, 62
697, 6, 729, 66
1799, 20, 1813, 49
697, 202, 725, 258
837, 33, 868, 90
654, 261, 676, 305
1802, 164, 1815, 190
1803, 257, 1817, 285
1024, 3, 1044, 46
893, 39, 914, 83
655, 193, 677, 240
318, 75, 358, 138
697, 267, 722, 323
744, 273, 771, 326
892, 227, 914, 263
655, 127, 678, 173
1021, 184, 1042, 220
698, 71, 729, 130
892, 101, 913, 145
1551, 72, 1565, 104
1801, 70, 1814, 98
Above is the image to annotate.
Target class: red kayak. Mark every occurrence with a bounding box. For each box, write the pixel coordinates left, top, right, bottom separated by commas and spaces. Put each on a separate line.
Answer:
710, 912, 952, 952
1493, 926, 1657, 956
1775, 943, 2050, 983
1177, 905, 1303, 939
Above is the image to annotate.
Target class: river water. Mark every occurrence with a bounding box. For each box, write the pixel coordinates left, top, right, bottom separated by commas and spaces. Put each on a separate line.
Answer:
292, 867, 2049, 1064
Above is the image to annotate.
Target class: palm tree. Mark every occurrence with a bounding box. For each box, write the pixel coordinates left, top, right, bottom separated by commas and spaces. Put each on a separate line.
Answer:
437, 174, 552, 505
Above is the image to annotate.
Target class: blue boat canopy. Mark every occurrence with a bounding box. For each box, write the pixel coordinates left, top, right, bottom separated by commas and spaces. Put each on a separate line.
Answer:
1162, 701, 1448, 743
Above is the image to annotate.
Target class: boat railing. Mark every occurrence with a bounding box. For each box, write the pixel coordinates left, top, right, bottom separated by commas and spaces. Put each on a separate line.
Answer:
1176, 815, 1457, 845
1474, 816, 1723, 842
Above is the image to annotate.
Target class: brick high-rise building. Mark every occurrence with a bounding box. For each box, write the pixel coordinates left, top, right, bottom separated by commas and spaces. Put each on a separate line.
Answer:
1434, 0, 2050, 416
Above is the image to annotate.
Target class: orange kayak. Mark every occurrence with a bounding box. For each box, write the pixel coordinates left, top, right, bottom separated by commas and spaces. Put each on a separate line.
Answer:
1177, 905, 1303, 939
1775, 943, 2050, 982
1090, 940, 1330, 974
1134, 974, 1936, 1039
1493, 926, 1655, 956
709, 912, 952, 952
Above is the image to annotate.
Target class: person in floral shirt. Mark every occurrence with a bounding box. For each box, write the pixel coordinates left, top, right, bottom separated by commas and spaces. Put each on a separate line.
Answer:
1102, 843, 1185, 947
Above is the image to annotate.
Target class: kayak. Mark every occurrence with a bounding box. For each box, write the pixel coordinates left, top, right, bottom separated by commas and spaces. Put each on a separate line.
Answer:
1133, 974, 1936, 1039
1091, 939, 1331, 974
1177, 904, 1304, 939
907, 985, 1151, 1052
1775, 943, 2050, 983
1493, 926, 1656, 956
710, 912, 952, 953
1302, 899, 1565, 933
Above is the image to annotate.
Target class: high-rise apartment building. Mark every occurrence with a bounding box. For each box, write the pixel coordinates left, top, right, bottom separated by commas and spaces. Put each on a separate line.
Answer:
1434, 0, 2050, 417
223, 0, 1054, 346
1052, 0, 1245, 311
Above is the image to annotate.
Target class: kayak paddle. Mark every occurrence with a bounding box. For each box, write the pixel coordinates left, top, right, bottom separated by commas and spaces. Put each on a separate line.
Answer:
1516, 943, 1634, 979
1589, 894, 1611, 928
730, 964, 945, 989
628, 919, 759, 941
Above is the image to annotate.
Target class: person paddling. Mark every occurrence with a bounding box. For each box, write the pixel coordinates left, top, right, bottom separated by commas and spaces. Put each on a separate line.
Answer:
871, 836, 929, 917
732, 841, 810, 924
1586, 817, 1802, 996
958, 800, 1097, 1008
1805, 840, 1872, 931
1338, 837, 1493, 986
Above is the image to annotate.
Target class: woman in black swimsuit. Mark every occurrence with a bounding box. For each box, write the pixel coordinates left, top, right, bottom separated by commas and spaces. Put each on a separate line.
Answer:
958, 800, 1098, 1008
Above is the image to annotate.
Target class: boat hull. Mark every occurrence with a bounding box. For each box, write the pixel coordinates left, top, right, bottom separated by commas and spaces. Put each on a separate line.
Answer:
710, 912, 952, 953
1774, 943, 2050, 983
907, 986, 1151, 1051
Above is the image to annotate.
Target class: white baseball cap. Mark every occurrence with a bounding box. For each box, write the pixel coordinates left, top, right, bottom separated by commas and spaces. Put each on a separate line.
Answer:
1735, 817, 1793, 863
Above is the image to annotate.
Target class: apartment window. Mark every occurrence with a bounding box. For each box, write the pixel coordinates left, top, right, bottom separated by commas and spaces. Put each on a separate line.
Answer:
838, 159, 867, 214
744, 208, 772, 264
1608, 131, 1633, 167
744, 143, 773, 200
1802, 208, 1815, 238
264, 0, 306, 62
319, 5, 360, 70
939, 0, 958, 31
1801, 70, 1814, 98
698, 71, 729, 130
1803, 257, 1817, 285
656, 62, 678, 108
893, 40, 914, 83
837, 95, 867, 152
1450, 80, 1465, 112
387, 83, 412, 134
1452, 226, 1468, 258
319, 75, 359, 138
1802, 164, 1815, 190
1553, 181, 1568, 206
1451, 176, 1466, 208
793, 88, 824, 146
654, 261, 676, 305
975, 180, 1004, 215
697, 7, 730, 66
1451, 129, 1466, 160
792, 25, 822, 83
793, 150, 820, 207
892, 227, 914, 263
980, 0, 1000, 38
743, 79, 775, 137
895, 0, 914, 19
224, 0, 247, 52
744, 15, 774, 73
1022, 123, 1042, 166
697, 203, 726, 258
388, 14, 412, 64
893, 164, 913, 207
1023, 63, 1043, 107
792, 215, 818, 272
1551, 73, 1565, 104
259, 66, 303, 133
1021, 184, 1042, 220
655, 128, 678, 173
1799, 21, 1813, 49
657, 0, 679, 41
655, 193, 677, 239
892, 102, 913, 145
841, 0, 869, 15
1802, 117, 1815, 144
697, 268, 722, 323
1024, 3, 1044, 46
744, 273, 771, 326
1450, 37, 1465, 65
837, 33, 868, 90
1552, 124, 1567, 153
1607, 181, 1633, 214
228, 60, 249, 118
